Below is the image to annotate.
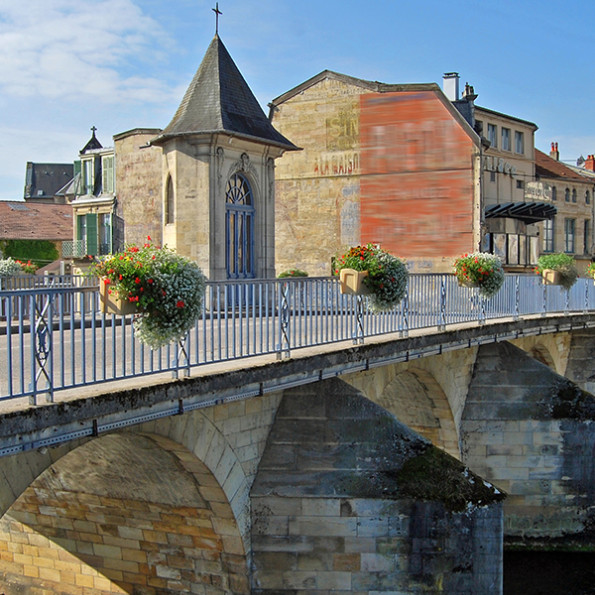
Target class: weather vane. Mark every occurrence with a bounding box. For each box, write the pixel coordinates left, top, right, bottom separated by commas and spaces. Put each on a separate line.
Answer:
213, 3, 222, 35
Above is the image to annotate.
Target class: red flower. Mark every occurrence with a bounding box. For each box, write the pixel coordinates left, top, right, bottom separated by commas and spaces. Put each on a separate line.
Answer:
135, 277, 141, 284
176, 300, 185, 308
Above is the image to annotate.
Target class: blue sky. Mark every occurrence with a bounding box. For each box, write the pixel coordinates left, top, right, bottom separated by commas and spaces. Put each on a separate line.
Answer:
0, 0, 593, 201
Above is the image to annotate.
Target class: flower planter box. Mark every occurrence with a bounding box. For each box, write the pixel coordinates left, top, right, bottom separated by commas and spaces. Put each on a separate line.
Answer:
99, 279, 138, 316
542, 269, 562, 286
339, 269, 370, 295
458, 277, 479, 289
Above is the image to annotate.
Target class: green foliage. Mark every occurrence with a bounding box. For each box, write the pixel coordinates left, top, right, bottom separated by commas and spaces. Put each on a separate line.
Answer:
334, 244, 409, 311
278, 269, 308, 278
454, 252, 505, 298
93, 238, 205, 349
0, 239, 58, 268
536, 253, 578, 290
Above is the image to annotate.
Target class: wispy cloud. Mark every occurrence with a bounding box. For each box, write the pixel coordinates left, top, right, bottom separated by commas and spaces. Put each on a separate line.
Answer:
0, 0, 175, 105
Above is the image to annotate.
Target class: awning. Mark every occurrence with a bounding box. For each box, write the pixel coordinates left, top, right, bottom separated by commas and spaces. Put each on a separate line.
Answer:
484, 201, 557, 224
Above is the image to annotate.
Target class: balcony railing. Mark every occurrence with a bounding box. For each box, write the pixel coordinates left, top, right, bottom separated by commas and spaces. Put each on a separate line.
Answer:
1, 274, 595, 404
62, 240, 112, 258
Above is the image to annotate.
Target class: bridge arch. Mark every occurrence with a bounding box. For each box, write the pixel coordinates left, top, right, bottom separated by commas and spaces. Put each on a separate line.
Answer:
0, 431, 250, 594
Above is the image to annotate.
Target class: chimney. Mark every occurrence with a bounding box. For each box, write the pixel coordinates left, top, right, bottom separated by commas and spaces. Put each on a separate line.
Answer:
462, 82, 478, 103
585, 155, 595, 172
550, 142, 559, 161
443, 72, 460, 101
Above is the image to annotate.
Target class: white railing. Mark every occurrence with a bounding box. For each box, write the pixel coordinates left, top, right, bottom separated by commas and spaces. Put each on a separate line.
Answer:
1, 274, 594, 404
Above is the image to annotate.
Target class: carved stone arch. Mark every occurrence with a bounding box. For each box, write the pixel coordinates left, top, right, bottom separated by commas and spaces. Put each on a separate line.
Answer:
375, 367, 460, 458
0, 431, 250, 593
227, 153, 260, 191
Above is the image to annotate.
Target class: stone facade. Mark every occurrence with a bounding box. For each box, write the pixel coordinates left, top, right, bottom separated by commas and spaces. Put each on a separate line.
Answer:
159, 136, 279, 280
113, 128, 163, 248
461, 342, 595, 544
251, 380, 504, 594
270, 72, 482, 276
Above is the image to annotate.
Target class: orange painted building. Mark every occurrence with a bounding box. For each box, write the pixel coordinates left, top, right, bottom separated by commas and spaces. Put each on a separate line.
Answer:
270, 71, 482, 275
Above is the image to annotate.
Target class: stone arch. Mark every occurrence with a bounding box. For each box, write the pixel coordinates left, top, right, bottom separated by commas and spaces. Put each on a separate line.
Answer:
0, 432, 249, 594
375, 368, 460, 458
527, 344, 556, 368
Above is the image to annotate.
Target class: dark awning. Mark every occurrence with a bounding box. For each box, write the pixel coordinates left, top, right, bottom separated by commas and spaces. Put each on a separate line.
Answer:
484, 202, 557, 224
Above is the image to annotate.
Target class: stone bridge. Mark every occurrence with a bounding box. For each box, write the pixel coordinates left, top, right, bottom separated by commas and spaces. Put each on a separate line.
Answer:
1, 314, 595, 594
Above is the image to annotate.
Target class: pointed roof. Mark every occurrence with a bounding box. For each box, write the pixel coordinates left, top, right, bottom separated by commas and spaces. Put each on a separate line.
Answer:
80, 128, 103, 154
152, 35, 297, 151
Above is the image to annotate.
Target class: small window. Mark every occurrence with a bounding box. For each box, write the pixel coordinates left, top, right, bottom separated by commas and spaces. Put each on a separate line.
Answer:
572, 189, 577, 203
552, 186, 557, 201
515, 131, 524, 154
487, 124, 497, 148
565, 188, 570, 202
586, 190, 590, 205
584, 220, 591, 254
543, 219, 554, 252
490, 171, 496, 183
165, 175, 174, 224
82, 159, 94, 195
516, 180, 524, 189
502, 128, 511, 151
565, 218, 576, 253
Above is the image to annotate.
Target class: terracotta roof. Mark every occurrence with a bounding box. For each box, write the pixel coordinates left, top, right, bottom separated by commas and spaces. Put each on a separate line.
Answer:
152, 35, 297, 151
0, 201, 72, 241
535, 148, 589, 183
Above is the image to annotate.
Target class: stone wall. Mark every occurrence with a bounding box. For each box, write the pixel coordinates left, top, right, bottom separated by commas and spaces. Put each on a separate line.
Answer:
461, 341, 595, 544
251, 379, 504, 594
114, 129, 163, 248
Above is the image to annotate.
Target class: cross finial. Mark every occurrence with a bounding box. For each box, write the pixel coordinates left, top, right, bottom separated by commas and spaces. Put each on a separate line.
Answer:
212, 3, 222, 35
90, 125, 97, 136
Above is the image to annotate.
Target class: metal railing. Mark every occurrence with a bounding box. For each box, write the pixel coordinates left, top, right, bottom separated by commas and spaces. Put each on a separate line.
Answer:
1, 274, 595, 404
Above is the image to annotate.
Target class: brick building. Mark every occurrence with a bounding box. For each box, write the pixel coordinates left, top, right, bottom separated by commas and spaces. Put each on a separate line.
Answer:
269, 71, 482, 275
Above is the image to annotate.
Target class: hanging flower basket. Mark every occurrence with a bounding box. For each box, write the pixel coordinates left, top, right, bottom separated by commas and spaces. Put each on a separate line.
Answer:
99, 278, 138, 316
535, 253, 577, 290
541, 269, 562, 286
93, 238, 206, 349
334, 244, 408, 311
453, 252, 505, 298
339, 268, 370, 295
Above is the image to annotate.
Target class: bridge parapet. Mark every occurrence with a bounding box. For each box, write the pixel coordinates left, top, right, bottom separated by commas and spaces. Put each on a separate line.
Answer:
2, 273, 595, 405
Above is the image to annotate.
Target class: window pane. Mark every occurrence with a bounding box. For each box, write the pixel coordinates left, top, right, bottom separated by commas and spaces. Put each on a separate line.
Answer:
488, 124, 497, 148
502, 128, 511, 151
515, 131, 524, 154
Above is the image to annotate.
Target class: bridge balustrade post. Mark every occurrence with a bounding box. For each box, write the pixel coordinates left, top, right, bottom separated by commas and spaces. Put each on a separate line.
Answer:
542, 280, 547, 317
353, 295, 365, 344
400, 291, 409, 338
172, 337, 190, 379
514, 276, 520, 321
438, 277, 446, 331
30, 291, 54, 405
277, 282, 291, 359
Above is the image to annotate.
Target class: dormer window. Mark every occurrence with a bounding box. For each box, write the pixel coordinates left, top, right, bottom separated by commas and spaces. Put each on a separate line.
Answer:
102, 155, 114, 194
82, 158, 94, 195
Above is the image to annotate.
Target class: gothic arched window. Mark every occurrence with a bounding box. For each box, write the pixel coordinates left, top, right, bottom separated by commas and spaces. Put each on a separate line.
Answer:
225, 173, 254, 278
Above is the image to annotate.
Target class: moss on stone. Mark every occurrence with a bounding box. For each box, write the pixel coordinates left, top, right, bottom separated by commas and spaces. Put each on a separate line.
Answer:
391, 444, 506, 513
549, 380, 595, 420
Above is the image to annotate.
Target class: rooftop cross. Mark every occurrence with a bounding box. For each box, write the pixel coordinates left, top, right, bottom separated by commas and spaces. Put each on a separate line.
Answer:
212, 2, 222, 35
90, 126, 97, 136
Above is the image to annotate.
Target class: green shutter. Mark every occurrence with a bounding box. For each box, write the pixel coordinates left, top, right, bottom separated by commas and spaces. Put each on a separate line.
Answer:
86, 213, 98, 256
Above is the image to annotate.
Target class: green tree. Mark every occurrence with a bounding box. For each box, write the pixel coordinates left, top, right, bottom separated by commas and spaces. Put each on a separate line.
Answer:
0, 239, 59, 268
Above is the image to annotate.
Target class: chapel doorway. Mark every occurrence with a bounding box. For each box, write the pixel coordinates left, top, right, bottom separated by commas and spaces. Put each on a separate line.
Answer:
225, 173, 255, 279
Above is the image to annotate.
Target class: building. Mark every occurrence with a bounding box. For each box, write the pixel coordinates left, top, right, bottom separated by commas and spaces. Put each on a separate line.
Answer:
269, 70, 482, 276
535, 143, 595, 272
24, 162, 74, 204
446, 73, 553, 272
150, 34, 298, 281
64, 130, 119, 263
0, 201, 72, 264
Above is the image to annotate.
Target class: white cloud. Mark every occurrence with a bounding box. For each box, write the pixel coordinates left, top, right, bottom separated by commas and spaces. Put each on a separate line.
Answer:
0, 0, 176, 105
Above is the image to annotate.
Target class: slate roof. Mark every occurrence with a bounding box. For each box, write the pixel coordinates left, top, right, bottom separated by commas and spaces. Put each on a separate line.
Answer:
152, 35, 297, 151
24, 162, 74, 200
0, 201, 72, 241
535, 149, 591, 183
